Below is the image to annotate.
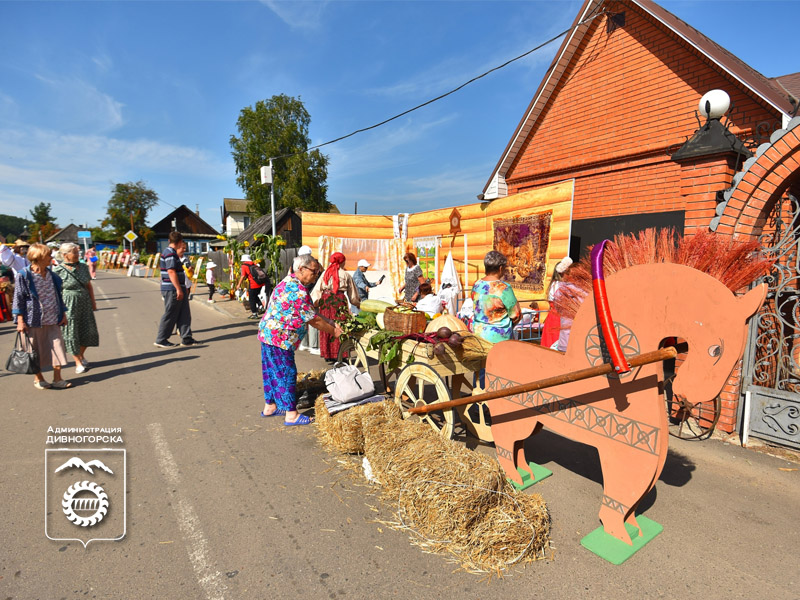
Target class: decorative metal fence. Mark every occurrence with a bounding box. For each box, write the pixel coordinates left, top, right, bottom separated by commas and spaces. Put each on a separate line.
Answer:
741, 192, 800, 449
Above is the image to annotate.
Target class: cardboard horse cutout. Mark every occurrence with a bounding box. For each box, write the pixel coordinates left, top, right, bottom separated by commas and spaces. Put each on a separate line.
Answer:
485, 231, 769, 554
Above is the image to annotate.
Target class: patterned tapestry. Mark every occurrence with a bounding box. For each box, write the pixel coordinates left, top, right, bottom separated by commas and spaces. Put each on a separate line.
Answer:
492, 211, 552, 293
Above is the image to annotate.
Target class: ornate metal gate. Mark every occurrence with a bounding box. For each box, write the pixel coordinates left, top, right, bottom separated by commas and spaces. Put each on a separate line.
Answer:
741, 192, 800, 449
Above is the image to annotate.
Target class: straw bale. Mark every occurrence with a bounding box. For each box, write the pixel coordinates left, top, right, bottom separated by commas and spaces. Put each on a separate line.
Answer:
296, 369, 327, 393
361, 416, 550, 572
315, 396, 401, 454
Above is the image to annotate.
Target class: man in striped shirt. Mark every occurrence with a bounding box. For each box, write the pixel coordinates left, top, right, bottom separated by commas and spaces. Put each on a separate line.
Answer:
154, 231, 196, 348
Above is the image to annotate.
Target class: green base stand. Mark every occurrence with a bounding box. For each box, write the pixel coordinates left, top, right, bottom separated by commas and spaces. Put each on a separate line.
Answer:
580, 514, 663, 564
508, 461, 553, 490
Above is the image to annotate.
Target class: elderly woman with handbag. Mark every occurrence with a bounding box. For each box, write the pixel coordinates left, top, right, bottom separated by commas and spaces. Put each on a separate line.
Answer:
12, 243, 72, 389
258, 253, 343, 425
53, 243, 99, 374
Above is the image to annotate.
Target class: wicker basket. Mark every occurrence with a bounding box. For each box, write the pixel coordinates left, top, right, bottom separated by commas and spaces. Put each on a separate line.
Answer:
383, 306, 427, 335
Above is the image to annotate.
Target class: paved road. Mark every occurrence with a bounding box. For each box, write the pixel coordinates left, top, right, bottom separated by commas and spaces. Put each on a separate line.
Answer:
0, 270, 798, 599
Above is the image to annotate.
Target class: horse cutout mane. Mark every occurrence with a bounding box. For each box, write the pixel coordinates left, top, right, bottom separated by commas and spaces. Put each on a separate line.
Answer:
555, 229, 773, 319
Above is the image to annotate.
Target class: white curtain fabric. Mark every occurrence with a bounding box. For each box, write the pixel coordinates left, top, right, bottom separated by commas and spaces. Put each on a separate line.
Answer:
340, 238, 390, 271
438, 251, 462, 315
392, 213, 409, 240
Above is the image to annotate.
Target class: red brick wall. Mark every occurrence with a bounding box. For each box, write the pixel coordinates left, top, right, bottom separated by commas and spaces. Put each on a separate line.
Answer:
496, 1, 790, 434
505, 3, 777, 224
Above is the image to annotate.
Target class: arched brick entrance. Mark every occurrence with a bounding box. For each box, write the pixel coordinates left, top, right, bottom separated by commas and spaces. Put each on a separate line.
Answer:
713, 117, 800, 239
711, 116, 800, 448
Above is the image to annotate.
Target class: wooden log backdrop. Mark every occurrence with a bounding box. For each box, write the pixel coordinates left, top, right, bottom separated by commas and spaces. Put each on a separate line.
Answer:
302, 180, 574, 302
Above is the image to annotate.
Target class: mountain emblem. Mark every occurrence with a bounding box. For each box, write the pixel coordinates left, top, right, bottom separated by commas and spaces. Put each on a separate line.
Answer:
54, 457, 114, 475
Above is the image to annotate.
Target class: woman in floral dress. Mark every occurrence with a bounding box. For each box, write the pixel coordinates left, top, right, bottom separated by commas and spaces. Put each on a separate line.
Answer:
258, 253, 343, 426
53, 243, 98, 374
470, 251, 522, 388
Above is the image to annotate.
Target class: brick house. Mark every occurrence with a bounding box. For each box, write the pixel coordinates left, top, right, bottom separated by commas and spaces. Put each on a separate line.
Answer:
481, 0, 799, 438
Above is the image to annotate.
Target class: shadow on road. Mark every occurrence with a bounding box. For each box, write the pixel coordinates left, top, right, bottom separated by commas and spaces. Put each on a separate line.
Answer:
84, 348, 195, 369
191, 322, 253, 335
200, 329, 256, 344
521, 428, 696, 488
77, 354, 200, 384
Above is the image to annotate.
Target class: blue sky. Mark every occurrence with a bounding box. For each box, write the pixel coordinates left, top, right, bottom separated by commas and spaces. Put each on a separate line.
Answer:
0, 0, 795, 232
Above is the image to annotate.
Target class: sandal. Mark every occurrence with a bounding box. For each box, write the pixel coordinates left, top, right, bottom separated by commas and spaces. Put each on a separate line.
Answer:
33, 380, 51, 390
260, 408, 287, 418
284, 414, 314, 427
51, 380, 73, 389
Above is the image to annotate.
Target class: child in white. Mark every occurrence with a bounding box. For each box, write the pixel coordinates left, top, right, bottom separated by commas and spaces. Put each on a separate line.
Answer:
206, 261, 216, 303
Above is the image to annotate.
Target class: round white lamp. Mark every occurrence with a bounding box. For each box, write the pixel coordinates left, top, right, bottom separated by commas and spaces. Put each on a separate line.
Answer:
698, 89, 730, 120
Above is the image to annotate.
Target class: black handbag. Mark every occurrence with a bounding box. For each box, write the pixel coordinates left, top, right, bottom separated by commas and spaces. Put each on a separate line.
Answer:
5, 332, 39, 374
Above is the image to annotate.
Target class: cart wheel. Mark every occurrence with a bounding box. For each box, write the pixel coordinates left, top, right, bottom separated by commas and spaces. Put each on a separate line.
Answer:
394, 363, 455, 440
337, 337, 369, 373
666, 394, 721, 440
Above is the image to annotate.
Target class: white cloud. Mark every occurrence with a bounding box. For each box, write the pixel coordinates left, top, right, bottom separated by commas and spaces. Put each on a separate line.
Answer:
324, 113, 457, 180
91, 53, 113, 73
366, 35, 559, 102
259, 0, 330, 31
330, 162, 488, 216
0, 126, 232, 225
0, 90, 18, 124
33, 73, 125, 133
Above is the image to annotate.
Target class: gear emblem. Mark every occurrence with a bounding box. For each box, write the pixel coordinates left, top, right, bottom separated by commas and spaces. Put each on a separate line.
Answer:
62, 480, 109, 527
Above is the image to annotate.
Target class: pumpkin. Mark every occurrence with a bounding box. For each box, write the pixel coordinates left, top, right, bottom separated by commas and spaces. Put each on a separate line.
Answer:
425, 313, 467, 334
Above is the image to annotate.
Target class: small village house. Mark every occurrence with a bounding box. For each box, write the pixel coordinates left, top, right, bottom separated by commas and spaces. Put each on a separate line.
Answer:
148, 204, 220, 255
221, 198, 251, 237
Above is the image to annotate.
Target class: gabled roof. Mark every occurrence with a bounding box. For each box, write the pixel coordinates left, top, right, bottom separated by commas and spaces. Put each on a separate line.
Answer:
150, 204, 220, 238
45, 223, 81, 244
772, 72, 800, 103
483, 0, 796, 198
223, 198, 249, 214
237, 208, 293, 244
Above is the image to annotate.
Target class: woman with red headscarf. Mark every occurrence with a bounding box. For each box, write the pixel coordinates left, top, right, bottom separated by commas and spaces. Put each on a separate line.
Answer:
310, 252, 361, 361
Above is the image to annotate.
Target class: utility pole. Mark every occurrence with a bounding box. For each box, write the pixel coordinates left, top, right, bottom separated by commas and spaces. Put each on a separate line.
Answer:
261, 160, 279, 281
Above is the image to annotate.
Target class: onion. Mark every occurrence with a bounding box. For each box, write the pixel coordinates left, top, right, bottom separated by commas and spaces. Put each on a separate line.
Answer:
448, 333, 464, 346
436, 327, 453, 340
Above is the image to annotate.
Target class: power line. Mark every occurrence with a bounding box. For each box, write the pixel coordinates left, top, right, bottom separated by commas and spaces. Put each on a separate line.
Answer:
271, 6, 606, 162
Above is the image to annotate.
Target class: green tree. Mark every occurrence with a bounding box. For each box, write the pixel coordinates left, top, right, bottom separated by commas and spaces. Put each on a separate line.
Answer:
229, 94, 331, 215
28, 202, 57, 242
103, 181, 159, 249
30, 202, 54, 226
0, 214, 32, 238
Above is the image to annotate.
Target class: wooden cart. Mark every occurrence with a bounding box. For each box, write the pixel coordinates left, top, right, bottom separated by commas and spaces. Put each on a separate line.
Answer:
337, 330, 496, 442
